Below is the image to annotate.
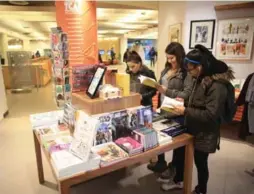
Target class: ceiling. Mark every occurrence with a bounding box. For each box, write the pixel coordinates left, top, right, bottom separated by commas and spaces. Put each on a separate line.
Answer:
0, 1, 158, 40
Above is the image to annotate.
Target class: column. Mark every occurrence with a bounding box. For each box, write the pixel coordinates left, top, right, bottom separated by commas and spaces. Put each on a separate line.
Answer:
55, 0, 98, 66
0, 33, 8, 65
120, 35, 128, 63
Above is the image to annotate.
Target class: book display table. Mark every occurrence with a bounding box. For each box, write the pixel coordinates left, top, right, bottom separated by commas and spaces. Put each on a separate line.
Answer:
33, 131, 194, 194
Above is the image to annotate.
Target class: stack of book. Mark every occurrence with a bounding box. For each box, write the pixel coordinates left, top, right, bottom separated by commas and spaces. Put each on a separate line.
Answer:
30, 110, 64, 128
157, 132, 172, 146
161, 124, 186, 137
152, 119, 179, 132
91, 142, 129, 167
51, 150, 101, 178
35, 124, 70, 141
43, 135, 72, 153
133, 127, 158, 151
115, 137, 143, 156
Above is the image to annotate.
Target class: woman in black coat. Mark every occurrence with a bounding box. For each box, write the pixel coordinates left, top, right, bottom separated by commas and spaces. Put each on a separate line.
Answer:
160, 45, 234, 194
148, 42, 193, 175
126, 51, 157, 106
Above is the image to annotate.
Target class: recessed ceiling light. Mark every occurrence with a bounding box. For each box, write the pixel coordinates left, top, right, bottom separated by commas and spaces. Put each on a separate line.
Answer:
8, 0, 29, 6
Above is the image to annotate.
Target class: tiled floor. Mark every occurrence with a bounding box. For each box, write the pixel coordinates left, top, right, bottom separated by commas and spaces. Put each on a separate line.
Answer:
0, 83, 254, 194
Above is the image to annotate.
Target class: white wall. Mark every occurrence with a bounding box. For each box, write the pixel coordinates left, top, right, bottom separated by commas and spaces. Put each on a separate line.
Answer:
158, 1, 254, 79
29, 40, 51, 56
0, 65, 8, 121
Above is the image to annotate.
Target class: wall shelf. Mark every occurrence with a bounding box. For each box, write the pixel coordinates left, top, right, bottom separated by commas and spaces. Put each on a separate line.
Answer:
215, 2, 254, 11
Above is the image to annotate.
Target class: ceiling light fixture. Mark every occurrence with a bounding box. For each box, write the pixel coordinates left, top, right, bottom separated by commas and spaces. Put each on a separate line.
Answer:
8, 0, 29, 6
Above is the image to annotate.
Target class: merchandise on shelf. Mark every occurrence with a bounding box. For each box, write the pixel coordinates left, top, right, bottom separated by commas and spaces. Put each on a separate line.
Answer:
91, 142, 129, 167
35, 123, 70, 141
152, 119, 179, 132
42, 135, 72, 153
115, 73, 130, 96
115, 136, 143, 156
30, 110, 64, 128
51, 27, 71, 107
71, 65, 98, 92
99, 84, 122, 100
51, 150, 101, 178
157, 132, 172, 146
63, 103, 77, 135
70, 110, 99, 161
161, 125, 186, 137
132, 127, 158, 151
93, 112, 114, 146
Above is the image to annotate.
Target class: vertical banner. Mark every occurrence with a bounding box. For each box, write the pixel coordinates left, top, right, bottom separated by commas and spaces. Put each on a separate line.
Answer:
55, 0, 98, 66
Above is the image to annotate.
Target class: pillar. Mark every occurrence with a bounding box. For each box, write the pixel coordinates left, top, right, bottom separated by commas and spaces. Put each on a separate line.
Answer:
120, 35, 128, 63
55, 0, 98, 66
0, 33, 8, 65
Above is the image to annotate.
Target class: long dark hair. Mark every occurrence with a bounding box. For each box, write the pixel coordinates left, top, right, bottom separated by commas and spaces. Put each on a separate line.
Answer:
165, 42, 185, 69
126, 50, 142, 65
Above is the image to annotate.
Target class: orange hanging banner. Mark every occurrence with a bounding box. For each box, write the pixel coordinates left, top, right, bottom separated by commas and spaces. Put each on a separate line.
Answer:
55, 0, 98, 66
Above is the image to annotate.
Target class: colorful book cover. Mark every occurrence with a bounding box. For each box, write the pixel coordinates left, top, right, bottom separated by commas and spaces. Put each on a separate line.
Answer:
111, 110, 131, 140
43, 135, 72, 153
138, 106, 153, 128
94, 113, 114, 145
126, 106, 144, 129
91, 142, 128, 165
115, 137, 143, 153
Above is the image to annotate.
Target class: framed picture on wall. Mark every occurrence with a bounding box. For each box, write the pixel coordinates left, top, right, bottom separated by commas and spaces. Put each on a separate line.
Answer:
216, 17, 254, 60
189, 19, 216, 49
169, 23, 182, 43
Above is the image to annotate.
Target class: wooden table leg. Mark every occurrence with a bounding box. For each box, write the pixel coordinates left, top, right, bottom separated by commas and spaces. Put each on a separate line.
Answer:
183, 142, 194, 194
59, 181, 70, 194
33, 131, 45, 184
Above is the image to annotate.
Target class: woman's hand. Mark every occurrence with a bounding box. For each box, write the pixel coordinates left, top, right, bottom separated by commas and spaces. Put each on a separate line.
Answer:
156, 85, 167, 94
173, 105, 185, 115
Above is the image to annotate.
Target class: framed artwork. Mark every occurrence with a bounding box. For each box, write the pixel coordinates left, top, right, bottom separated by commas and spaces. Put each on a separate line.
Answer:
216, 17, 254, 60
169, 23, 182, 43
189, 19, 216, 49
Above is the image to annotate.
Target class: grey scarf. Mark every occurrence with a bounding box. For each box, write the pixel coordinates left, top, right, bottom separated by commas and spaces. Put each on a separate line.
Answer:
246, 74, 254, 133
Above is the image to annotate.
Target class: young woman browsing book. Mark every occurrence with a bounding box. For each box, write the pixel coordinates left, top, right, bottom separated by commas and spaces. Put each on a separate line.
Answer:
126, 51, 157, 106
147, 42, 193, 176
160, 45, 235, 194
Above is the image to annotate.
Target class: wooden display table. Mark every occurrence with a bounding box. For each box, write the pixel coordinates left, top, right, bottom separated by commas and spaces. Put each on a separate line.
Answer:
33, 131, 194, 194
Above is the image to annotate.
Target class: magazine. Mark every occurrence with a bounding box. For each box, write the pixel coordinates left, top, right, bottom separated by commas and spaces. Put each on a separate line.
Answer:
91, 142, 128, 166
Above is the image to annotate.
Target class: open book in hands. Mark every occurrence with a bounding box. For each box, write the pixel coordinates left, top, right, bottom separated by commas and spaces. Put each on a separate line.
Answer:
161, 97, 184, 115
138, 75, 158, 88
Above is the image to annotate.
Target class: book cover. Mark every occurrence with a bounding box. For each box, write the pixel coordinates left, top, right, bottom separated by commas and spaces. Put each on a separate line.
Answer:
91, 142, 128, 165
94, 113, 114, 145
115, 137, 143, 152
138, 106, 153, 128
70, 111, 99, 161
126, 106, 145, 129
30, 110, 64, 128
139, 75, 158, 88
111, 110, 131, 140
43, 135, 72, 153
161, 97, 184, 114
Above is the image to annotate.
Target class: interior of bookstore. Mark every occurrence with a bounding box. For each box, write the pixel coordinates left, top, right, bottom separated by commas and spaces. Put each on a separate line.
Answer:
0, 1, 254, 194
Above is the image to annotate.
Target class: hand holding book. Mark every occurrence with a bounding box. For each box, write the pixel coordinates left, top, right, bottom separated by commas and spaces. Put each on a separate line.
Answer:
138, 75, 158, 88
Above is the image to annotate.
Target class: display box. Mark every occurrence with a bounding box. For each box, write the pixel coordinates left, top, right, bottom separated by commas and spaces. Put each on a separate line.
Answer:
72, 92, 141, 115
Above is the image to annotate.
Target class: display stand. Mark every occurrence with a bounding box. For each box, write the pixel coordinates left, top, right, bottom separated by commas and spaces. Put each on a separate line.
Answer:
72, 92, 141, 115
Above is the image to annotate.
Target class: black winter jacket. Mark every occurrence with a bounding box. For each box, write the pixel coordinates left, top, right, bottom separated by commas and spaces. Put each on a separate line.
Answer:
129, 65, 157, 106
185, 68, 234, 153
